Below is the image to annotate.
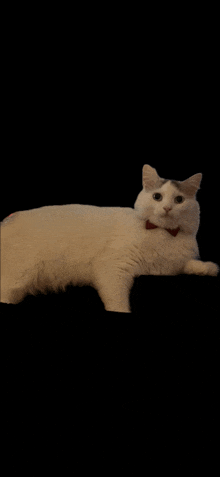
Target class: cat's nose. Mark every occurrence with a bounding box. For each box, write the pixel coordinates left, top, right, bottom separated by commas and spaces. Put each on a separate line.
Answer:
163, 207, 172, 213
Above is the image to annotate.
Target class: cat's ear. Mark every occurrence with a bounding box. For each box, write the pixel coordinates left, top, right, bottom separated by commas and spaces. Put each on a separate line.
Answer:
180, 173, 202, 197
142, 165, 160, 190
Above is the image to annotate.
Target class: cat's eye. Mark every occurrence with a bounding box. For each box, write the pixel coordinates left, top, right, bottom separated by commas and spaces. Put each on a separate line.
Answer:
175, 196, 184, 204
153, 193, 163, 201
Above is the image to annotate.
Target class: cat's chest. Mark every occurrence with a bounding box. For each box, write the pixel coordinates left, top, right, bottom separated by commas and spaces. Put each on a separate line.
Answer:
109, 215, 190, 268
110, 212, 187, 257
139, 226, 182, 258
136, 225, 198, 275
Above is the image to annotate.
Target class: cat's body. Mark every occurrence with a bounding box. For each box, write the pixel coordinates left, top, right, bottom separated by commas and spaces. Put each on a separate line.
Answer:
1, 165, 219, 312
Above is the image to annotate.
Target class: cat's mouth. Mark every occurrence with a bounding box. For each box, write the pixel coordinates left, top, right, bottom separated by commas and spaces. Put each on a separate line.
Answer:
154, 215, 178, 229
162, 210, 176, 219
162, 210, 173, 217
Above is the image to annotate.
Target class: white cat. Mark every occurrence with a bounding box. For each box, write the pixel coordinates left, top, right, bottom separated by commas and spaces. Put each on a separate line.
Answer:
1, 165, 219, 313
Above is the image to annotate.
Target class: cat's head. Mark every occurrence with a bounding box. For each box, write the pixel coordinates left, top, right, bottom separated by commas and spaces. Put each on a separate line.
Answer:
134, 165, 202, 236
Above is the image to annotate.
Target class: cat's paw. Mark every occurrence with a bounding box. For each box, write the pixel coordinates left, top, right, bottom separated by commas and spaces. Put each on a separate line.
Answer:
202, 262, 220, 277
105, 305, 131, 313
184, 260, 219, 276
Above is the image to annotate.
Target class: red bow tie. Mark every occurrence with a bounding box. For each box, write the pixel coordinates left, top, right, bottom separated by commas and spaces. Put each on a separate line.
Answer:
146, 220, 180, 237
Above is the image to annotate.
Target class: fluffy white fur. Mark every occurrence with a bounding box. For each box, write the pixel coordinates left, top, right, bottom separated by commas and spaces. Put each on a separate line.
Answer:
1, 165, 219, 312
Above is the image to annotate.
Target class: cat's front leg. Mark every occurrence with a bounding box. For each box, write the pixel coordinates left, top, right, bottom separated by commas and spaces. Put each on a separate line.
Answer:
183, 259, 219, 277
94, 266, 133, 313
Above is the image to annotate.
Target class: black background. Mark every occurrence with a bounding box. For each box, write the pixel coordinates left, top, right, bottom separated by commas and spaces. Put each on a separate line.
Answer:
1, 8, 220, 473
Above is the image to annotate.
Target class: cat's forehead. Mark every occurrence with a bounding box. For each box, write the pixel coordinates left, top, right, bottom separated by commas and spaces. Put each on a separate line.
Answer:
156, 180, 182, 194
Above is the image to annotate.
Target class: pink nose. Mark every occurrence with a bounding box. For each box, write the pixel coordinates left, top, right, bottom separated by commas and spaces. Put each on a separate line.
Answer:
163, 207, 172, 213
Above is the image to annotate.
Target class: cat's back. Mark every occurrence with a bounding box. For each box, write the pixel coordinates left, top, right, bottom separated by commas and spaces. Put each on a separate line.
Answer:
1, 205, 141, 280
10, 203, 132, 232
2, 204, 116, 230
1, 203, 137, 248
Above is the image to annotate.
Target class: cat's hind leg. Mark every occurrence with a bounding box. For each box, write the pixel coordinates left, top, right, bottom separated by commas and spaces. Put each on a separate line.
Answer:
0, 276, 30, 304
1, 285, 24, 304
0, 287, 13, 304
